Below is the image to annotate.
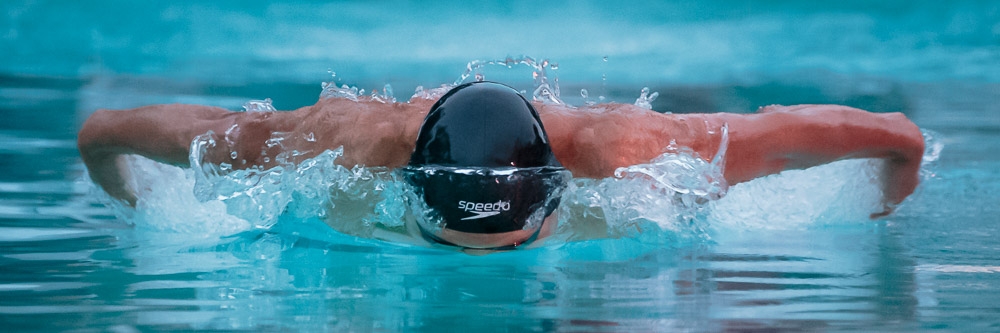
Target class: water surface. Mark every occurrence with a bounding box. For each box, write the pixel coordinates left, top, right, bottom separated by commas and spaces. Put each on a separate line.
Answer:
2, 1, 999, 331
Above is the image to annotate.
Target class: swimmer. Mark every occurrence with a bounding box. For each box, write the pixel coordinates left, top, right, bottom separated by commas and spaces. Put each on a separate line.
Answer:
78, 81, 925, 249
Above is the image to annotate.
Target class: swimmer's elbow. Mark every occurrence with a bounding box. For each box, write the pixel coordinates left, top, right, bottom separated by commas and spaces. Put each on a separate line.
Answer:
78, 109, 116, 155
883, 112, 925, 165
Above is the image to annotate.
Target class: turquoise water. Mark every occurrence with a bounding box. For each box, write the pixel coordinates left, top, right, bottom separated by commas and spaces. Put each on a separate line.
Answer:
3, 1, 1000, 331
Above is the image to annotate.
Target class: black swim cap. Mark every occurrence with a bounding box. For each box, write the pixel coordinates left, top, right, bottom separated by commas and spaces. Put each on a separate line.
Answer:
402, 81, 568, 249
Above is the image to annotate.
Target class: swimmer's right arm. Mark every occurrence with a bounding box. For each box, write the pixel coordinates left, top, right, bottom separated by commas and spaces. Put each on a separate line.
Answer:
78, 104, 242, 205
77, 100, 428, 205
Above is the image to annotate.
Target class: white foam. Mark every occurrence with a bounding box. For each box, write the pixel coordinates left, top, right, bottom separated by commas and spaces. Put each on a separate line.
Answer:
709, 159, 884, 230
110, 155, 251, 237
102, 147, 890, 245
95, 112, 942, 248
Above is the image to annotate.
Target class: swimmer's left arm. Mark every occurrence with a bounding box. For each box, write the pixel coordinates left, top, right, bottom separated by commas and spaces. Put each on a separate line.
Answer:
538, 103, 924, 214
711, 105, 924, 210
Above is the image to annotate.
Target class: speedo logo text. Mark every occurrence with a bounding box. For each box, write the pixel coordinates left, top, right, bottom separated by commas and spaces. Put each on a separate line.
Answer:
457, 200, 511, 220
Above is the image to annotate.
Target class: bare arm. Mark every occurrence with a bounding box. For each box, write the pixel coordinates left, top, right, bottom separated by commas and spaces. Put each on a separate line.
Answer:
537, 103, 925, 209
77, 104, 243, 204
714, 104, 924, 208
77, 99, 429, 205
80, 99, 923, 211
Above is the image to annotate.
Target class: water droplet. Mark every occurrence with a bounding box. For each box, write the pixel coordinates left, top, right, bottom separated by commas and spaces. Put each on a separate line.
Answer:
242, 98, 276, 112
634, 87, 659, 110
265, 135, 285, 148
550, 62, 559, 70
580, 89, 589, 98
410, 84, 453, 100
382, 84, 395, 103
320, 78, 361, 101
230, 151, 238, 159
602, 56, 608, 62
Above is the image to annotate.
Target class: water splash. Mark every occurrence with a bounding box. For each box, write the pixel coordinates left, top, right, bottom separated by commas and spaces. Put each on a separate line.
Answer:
556, 150, 726, 245
190, 126, 325, 228
178, 116, 733, 247
320, 71, 398, 104
242, 98, 276, 112
453, 56, 565, 105
580, 89, 595, 106
411, 84, 454, 101
633, 87, 659, 110
189, 131, 288, 229
708, 158, 885, 229
187, 125, 409, 236
456, 59, 489, 85
555, 124, 729, 245
380, 84, 396, 103
96, 155, 252, 238
319, 71, 360, 101
707, 126, 945, 229
96, 58, 946, 249
320, 56, 657, 110
105, 122, 928, 248
919, 129, 945, 179
599, 56, 608, 103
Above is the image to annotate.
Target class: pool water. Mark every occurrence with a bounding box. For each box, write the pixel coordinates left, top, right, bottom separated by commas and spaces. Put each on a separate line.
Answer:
2, 1, 999, 331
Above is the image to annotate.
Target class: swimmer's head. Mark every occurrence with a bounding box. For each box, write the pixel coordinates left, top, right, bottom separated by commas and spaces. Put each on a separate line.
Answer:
401, 81, 568, 249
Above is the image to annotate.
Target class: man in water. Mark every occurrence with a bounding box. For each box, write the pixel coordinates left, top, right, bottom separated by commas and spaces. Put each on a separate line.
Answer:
78, 81, 925, 249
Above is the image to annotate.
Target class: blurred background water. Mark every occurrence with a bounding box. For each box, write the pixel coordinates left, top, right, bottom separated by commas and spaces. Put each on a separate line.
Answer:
1, 0, 998, 331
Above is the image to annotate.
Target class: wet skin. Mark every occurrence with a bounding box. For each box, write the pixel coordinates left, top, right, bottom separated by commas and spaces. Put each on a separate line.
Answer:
78, 97, 924, 217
